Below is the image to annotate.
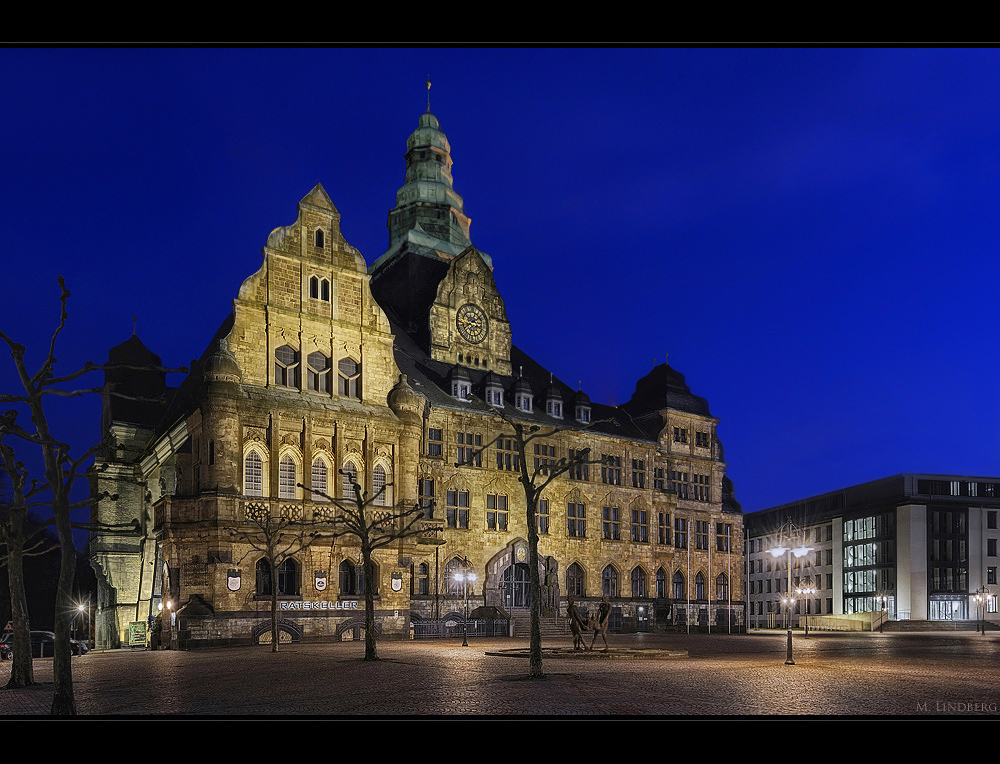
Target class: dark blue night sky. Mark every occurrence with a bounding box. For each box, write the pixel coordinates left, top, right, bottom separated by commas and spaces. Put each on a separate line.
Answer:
3, 48, 999, 519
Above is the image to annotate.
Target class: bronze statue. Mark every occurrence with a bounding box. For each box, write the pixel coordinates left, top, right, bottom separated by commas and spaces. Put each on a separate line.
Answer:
587, 596, 612, 651
566, 596, 587, 650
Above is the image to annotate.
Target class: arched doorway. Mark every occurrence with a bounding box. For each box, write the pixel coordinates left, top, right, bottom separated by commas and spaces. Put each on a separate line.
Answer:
501, 562, 531, 609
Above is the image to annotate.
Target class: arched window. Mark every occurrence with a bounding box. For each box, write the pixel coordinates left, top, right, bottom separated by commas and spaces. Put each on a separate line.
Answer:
672, 571, 685, 600
311, 457, 329, 501
321, 279, 330, 301
716, 573, 729, 601
631, 566, 646, 598
342, 462, 358, 501
444, 557, 466, 596
602, 565, 618, 597
315, 229, 325, 249
307, 352, 331, 393
696, 572, 706, 600
275, 345, 299, 388
417, 563, 429, 595
338, 357, 361, 399
244, 450, 264, 497
656, 567, 666, 599
567, 563, 585, 597
278, 454, 297, 499
339, 560, 355, 595
309, 275, 320, 299
373, 464, 387, 506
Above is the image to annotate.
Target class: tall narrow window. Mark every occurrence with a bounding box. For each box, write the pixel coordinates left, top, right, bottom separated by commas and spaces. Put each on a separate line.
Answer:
631, 567, 646, 598
311, 457, 328, 501
672, 571, 685, 600
446, 489, 469, 529
696, 572, 706, 600
602, 565, 618, 597
244, 450, 263, 497
537, 499, 549, 535
567, 503, 586, 537
338, 357, 361, 399
487, 494, 508, 531
567, 563, 585, 596
419, 478, 434, 518
373, 464, 387, 506
602, 506, 620, 540
315, 229, 325, 248
342, 462, 358, 501
278, 454, 297, 499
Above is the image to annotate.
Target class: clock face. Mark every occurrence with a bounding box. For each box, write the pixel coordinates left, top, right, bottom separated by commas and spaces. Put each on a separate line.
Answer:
456, 303, 489, 344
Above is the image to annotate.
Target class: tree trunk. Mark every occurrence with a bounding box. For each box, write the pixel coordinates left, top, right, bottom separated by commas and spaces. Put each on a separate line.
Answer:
4, 534, 34, 688
50, 496, 77, 715
270, 558, 279, 652
362, 541, 378, 661
526, 492, 544, 678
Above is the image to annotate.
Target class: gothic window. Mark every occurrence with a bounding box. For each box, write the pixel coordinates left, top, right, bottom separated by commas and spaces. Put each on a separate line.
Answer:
456, 432, 482, 467
427, 428, 443, 457
716, 573, 729, 601
567, 562, 585, 597
602, 565, 618, 597
537, 499, 549, 535
656, 567, 666, 599
342, 461, 359, 501
567, 503, 586, 538
446, 489, 469, 529
338, 357, 361, 399
496, 438, 519, 471
244, 449, 264, 497
631, 567, 647, 598
486, 494, 508, 531
696, 572, 706, 600
278, 454, 297, 499
444, 557, 465, 596
321, 279, 330, 301
373, 464, 388, 506
602, 506, 620, 540
275, 345, 299, 388
311, 457, 329, 501
417, 562, 429, 595
315, 229, 325, 249
631, 508, 649, 543
339, 560, 355, 595
309, 276, 319, 299
307, 352, 331, 393
257, 558, 297, 596
419, 478, 434, 518
672, 571, 685, 600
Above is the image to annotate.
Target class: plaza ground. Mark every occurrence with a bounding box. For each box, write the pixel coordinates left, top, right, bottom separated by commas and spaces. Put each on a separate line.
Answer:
2, 630, 998, 717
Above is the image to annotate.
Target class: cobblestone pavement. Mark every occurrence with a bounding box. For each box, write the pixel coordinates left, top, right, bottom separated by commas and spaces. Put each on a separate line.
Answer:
2, 630, 999, 717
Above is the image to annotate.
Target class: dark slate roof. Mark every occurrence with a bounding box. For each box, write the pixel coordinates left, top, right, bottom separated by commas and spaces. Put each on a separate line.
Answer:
389, 318, 649, 442
104, 335, 172, 428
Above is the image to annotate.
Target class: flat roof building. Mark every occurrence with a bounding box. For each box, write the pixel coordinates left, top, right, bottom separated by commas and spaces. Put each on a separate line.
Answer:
745, 474, 1000, 629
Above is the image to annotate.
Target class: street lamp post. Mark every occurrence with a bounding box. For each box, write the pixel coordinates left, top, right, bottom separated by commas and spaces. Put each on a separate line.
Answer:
974, 586, 990, 635
456, 557, 477, 647
795, 579, 817, 638
767, 521, 813, 666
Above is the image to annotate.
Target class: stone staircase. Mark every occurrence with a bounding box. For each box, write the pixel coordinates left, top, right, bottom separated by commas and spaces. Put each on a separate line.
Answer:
882, 619, 997, 632
509, 609, 571, 638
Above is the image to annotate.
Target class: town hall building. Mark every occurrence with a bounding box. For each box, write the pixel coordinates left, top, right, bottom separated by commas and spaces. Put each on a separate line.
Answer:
89, 103, 745, 649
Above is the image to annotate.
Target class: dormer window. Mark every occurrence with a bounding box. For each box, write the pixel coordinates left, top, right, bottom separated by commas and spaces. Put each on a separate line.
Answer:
546, 399, 562, 418
516, 392, 533, 412
452, 380, 470, 400
486, 387, 503, 407
576, 405, 590, 423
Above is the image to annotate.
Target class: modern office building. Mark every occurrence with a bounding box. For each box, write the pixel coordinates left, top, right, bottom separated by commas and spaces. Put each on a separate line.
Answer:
745, 474, 1000, 628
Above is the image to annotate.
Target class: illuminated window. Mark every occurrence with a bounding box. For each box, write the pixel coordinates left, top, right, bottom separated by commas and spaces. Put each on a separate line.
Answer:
373, 464, 388, 506
274, 345, 299, 388
278, 454, 297, 499
244, 450, 264, 497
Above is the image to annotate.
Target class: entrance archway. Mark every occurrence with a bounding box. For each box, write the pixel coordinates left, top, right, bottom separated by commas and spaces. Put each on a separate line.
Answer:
501, 562, 531, 609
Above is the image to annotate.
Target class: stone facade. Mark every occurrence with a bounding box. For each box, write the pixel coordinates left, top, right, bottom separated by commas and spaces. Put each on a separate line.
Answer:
91, 106, 744, 649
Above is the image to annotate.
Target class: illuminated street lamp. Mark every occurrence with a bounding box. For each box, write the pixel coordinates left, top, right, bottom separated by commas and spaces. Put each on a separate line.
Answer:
974, 585, 991, 635
454, 557, 477, 647
795, 579, 817, 638
875, 593, 889, 633
767, 521, 813, 665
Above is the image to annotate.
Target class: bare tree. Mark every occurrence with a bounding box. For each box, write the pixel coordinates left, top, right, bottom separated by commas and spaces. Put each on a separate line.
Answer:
0, 277, 183, 715
303, 473, 437, 662
227, 506, 323, 652
459, 412, 606, 679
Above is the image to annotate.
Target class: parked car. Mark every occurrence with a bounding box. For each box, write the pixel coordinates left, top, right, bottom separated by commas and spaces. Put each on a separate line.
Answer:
0, 631, 88, 658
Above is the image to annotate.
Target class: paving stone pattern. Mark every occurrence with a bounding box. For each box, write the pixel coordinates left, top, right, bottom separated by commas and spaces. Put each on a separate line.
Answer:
2, 632, 999, 717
